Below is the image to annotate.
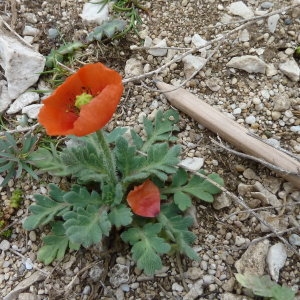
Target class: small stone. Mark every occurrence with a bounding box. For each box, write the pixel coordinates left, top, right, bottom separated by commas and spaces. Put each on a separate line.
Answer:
213, 193, 232, 210
185, 267, 202, 280
109, 264, 129, 288
80, 2, 109, 25
18, 293, 38, 300
227, 55, 266, 74
273, 94, 291, 111
22, 26, 40, 36
191, 34, 210, 52
267, 14, 280, 33
271, 111, 281, 120
172, 282, 184, 292
267, 243, 287, 282
182, 54, 206, 78
148, 39, 168, 57
22, 104, 43, 119
290, 126, 300, 132
261, 2, 274, 9
288, 234, 300, 246
7, 92, 40, 114
227, 1, 254, 19
0, 239, 10, 251
24, 13, 38, 24
203, 275, 215, 285
245, 115, 256, 124
235, 236, 246, 246
48, 28, 59, 39
183, 279, 203, 300
266, 64, 278, 77
206, 78, 221, 92
124, 58, 143, 77
243, 168, 259, 180
179, 157, 204, 171
279, 59, 300, 81
29, 231, 37, 242
238, 29, 250, 42
235, 240, 269, 275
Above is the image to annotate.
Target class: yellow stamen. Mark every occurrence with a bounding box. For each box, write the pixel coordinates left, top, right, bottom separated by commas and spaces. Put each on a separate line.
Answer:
75, 92, 93, 109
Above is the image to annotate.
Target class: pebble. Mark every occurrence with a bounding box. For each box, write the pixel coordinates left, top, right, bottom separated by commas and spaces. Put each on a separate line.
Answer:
0, 240, 10, 251
267, 14, 280, 33
6, 92, 40, 114
226, 55, 266, 74
179, 157, 204, 171
48, 28, 59, 39
267, 243, 287, 282
245, 115, 256, 124
288, 234, 300, 246
279, 59, 300, 82
172, 282, 184, 292
227, 1, 254, 19
261, 2, 274, 9
185, 267, 202, 280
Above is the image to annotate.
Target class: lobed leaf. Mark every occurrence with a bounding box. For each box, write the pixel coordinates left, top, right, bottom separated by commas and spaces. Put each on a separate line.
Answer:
108, 204, 133, 227
87, 19, 127, 42
23, 184, 70, 230
37, 221, 80, 265
64, 205, 111, 247
121, 223, 171, 275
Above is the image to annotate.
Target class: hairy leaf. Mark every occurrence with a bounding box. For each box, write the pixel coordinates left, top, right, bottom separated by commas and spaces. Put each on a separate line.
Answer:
108, 204, 133, 227
23, 184, 70, 230
64, 205, 111, 247
87, 19, 127, 42
235, 274, 295, 300
158, 204, 199, 260
121, 223, 171, 275
162, 168, 223, 208
37, 222, 80, 265
123, 143, 180, 183
142, 109, 179, 152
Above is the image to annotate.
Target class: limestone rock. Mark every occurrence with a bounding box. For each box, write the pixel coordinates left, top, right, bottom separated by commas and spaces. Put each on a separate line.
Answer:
22, 104, 43, 119
213, 192, 232, 210
0, 80, 12, 112
267, 14, 280, 33
147, 38, 168, 57
0, 25, 45, 99
182, 54, 206, 78
109, 264, 129, 288
179, 157, 204, 171
125, 58, 143, 77
267, 243, 287, 282
235, 240, 270, 275
80, 1, 109, 25
227, 1, 254, 19
7, 92, 39, 114
227, 55, 266, 74
279, 59, 300, 82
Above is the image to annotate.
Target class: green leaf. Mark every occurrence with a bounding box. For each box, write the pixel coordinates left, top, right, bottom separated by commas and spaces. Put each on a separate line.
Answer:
235, 274, 295, 300
108, 204, 133, 227
141, 109, 179, 152
163, 168, 223, 207
158, 204, 199, 260
123, 143, 180, 183
105, 127, 129, 143
87, 19, 127, 42
23, 184, 70, 230
63, 185, 102, 208
64, 205, 111, 247
121, 223, 171, 275
37, 222, 80, 265
174, 191, 192, 211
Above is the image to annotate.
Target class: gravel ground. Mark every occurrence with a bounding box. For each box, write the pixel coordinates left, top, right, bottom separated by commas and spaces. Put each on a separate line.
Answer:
0, 0, 300, 299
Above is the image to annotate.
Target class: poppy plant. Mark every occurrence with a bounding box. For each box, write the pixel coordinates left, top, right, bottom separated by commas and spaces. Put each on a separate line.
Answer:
38, 63, 123, 136
127, 179, 161, 218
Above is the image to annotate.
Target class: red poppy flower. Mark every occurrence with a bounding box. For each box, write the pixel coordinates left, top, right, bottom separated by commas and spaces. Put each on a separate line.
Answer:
38, 63, 123, 136
127, 180, 161, 218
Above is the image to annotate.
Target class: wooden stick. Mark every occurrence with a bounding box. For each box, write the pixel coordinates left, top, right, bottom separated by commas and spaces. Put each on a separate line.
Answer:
156, 81, 300, 188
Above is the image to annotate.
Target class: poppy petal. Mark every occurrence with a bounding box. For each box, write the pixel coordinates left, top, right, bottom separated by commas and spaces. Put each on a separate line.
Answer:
38, 63, 123, 136
127, 180, 161, 218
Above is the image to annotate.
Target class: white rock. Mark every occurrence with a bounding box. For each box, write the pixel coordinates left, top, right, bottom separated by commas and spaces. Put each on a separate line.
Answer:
245, 115, 256, 124
288, 234, 300, 246
228, 1, 254, 19
148, 39, 168, 57
22, 25, 40, 36
22, 104, 43, 119
279, 59, 300, 82
0, 80, 13, 112
0, 239, 10, 251
172, 282, 184, 292
182, 54, 206, 78
80, 1, 109, 25
205, 78, 222, 92
291, 125, 300, 132
267, 243, 287, 282
7, 92, 39, 114
238, 29, 250, 42
179, 157, 204, 171
267, 14, 280, 33
0, 25, 45, 99
124, 58, 143, 77
266, 64, 278, 77
235, 240, 270, 275
183, 279, 203, 300
213, 193, 232, 210
109, 264, 129, 288
191, 34, 211, 54
227, 55, 266, 73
